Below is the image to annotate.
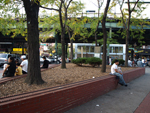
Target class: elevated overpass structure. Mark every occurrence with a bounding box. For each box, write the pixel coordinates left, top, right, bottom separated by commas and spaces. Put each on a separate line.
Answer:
0, 18, 150, 54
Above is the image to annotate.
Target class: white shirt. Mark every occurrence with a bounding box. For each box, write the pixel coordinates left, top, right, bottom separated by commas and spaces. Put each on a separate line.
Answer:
142, 59, 145, 63
128, 60, 132, 67
111, 63, 118, 74
109, 58, 112, 65
3, 64, 7, 70
21, 60, 28, 72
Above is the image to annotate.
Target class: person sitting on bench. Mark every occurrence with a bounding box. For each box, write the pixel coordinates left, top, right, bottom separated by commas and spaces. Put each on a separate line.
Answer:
111, 59, 128, 87
41, 56, 49, 69
2, 57, 16, 78
20, 55, 28, 74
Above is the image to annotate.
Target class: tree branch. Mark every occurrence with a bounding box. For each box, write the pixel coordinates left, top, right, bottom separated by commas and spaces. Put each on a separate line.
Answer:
22, 0, 31, 15
119, 0, 127, 30
67, 0, 73, 9
131, 0, 139, 13
59, 0, 64, 29
39, 5, 59, 11
103, 0, 111, 21
127, 0, 130, 14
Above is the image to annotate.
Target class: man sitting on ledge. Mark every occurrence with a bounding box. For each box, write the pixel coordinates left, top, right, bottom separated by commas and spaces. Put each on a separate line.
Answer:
111, 59, 128, 87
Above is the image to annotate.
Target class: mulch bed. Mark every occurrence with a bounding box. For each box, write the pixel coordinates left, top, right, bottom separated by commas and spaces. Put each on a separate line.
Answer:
0, 63, 135, 98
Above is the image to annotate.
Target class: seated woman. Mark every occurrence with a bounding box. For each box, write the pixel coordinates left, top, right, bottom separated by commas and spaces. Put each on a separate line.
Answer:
41, 56, 49, 69
2, 56, 16, 78
15, 63, 23, 76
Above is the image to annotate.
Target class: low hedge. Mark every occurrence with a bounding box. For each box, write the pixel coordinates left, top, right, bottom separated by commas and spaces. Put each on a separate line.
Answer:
72, 58, 87, 66
72, 57, 102, 67
111, 59, 125, 66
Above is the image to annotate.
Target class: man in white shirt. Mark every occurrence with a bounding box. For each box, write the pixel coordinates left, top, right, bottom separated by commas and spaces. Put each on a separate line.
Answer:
111, 59, 127, 87
128, 58, 132, 67
109, 57, 112, 65
20, 55, 28, 74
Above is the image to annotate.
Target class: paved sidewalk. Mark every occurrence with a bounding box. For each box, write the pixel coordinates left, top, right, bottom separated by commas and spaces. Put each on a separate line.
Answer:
65, 68, 150, 113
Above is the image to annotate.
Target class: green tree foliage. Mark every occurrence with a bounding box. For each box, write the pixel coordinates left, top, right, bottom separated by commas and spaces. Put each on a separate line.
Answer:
113, 0, 145, 66
39, 0, 84, 68
0, 0, 46, 85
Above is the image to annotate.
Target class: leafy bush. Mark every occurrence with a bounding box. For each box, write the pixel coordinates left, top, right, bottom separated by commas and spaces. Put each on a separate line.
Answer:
112, 59, 125, 66
72, 58, 87, 66
72, 57, 102, 67
87, 57, 102, 67
119, 59, 125, 66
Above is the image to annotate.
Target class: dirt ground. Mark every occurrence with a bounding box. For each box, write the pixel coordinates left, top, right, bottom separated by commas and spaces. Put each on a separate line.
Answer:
0, 63, 135, 98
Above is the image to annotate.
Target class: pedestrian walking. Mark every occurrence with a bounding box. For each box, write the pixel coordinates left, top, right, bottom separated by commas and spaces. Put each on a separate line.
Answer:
137, 58, 142, 67
142, 57, 145, 67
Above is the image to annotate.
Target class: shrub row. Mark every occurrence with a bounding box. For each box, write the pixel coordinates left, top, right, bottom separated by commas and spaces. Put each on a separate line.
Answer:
111, 59, 125, 66
72, 57, 102, 67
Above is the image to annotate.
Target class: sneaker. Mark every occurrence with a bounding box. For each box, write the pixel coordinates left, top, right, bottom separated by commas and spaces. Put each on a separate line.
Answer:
119, 83, 124, 86
125, 84, 128, 87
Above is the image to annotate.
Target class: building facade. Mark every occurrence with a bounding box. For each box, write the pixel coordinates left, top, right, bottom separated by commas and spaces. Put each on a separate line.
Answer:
75, 43, 126, 60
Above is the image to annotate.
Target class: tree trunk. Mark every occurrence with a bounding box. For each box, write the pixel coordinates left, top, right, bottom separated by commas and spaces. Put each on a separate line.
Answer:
95, 32, 98, 46
70, 39, 73, 60
101, 24, 107, 72
101, 0, 111, 72
61, 31, 66, 68
23, 1, 45, 85
125, 29, 129, 67
59, 1, 66, 69
65, 43, 68, 58
67, 27, 73, 61
125, 15, 130, 67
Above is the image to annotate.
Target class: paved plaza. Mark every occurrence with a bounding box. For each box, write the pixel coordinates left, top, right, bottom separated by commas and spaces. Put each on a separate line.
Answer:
65, 68, 150, 113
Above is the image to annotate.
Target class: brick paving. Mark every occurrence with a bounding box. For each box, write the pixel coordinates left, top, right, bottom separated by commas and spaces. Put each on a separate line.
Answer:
134, 92, 150, 113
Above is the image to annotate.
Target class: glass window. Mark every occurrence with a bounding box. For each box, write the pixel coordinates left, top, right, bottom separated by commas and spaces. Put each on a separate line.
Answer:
112, 47, 115, 53
115, 47, 118, 53
109, 47, 112, 53
90, 46, 94, 52
77, 46, 81, 52
86, 46, 89, 52
118, 55, 123, 59
77, 54, 81, 58
101, 47, 103, 53
83, 46, 86, 52
83, 54, 94, 58
118, 47, 123, 53
0, 54, 7, 58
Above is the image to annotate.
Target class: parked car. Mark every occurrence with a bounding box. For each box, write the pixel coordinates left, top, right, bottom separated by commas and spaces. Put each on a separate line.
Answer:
146, 59, 150, 67
0, 53, 21, 67
40, 56, 53, 64
48, 57, 55, 62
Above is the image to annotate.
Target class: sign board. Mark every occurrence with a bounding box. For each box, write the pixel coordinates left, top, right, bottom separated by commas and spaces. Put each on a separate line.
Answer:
94, 46, 101, 58
13, 48, 27, 52
86, 10, 95, 13
40, 43, 47, 46
135, 49, 150, 54
0, 42, 12, 44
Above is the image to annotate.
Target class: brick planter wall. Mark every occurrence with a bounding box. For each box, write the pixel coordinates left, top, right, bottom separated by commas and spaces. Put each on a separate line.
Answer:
0, 68, 145, 113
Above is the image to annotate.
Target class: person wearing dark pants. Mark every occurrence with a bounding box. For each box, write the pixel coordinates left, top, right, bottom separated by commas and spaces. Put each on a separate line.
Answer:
20, 55, 28, 74
41, 56, 49, 69
2, 56, 16, 78
111, 59, 128, 87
